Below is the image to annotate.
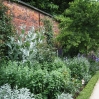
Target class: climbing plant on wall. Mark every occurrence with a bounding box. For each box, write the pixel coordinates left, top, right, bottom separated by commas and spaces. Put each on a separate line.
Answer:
42, 18, 54, 47
0, 2, 14, 59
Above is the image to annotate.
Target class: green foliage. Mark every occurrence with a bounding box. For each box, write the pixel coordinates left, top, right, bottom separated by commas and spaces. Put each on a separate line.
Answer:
57, 0, 99, 56
22, 0, 58, 15
65, 78, 82, 96
42, 18, 54, 47
0, 60, 71, 99
20, 0, 74, 15
0, 2, 14, 59
11, 0, 71, 14
76, 71, 99, 99
47, 68, 70, 99
63, 56, 95, 97
53, 57, 67, 69
65, 57, 91, 83
42, 57, 68, 72
0, 57, 93, 98
89, 60, 99, 76
6, 26, 55, 64
86, 51, 99, 75
0, 84, 35, 99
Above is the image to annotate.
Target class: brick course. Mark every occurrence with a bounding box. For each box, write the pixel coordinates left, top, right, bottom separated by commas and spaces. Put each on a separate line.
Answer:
3, 0, 59, 36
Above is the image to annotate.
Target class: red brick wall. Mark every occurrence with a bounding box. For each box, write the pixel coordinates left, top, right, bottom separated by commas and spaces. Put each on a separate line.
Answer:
3, 0, 59, 36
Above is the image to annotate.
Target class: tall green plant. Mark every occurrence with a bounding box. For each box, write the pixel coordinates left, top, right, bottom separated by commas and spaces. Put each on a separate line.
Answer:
0, 2, 14, 59
57, 0, 99, 56
7, 26, 55, 64
42, 18, 54, 47
65, 56, 91, 83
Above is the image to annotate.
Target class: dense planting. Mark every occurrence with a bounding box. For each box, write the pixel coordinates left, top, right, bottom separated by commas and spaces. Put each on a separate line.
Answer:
0, 56, 94, 98
0, 59, 71, 99
65, 57, 91, 83
0, 1, 99, 99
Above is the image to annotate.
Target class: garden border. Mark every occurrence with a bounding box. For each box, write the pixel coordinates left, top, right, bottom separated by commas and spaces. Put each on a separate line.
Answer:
76, 71, 99, 99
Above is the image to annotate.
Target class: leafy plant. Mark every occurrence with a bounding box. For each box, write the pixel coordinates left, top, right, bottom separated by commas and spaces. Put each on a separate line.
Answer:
65, 56, 91, 83
42, 18, 54, 47
7, 26, 55, 64
42, 57, 68, 71
65, 78, 82, 96
0, 84, 35, 99
57, 0, 99, 56
0, 60, 71, 99
86, 51, 99, 75
47, 68, 71, 99
0, 61, 33, 87
57, 93, 73, 99
0, 2, 14, 59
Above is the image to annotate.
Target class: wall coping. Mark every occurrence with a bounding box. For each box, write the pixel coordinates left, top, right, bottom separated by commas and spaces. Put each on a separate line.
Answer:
11, 0, 54, 18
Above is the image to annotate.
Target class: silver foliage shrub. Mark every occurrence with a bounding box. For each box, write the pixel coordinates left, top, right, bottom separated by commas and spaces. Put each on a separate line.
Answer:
0, 84, 35, 99
7, 26, 55, 64
57, 93, 73, 99
7, 26, 44, 62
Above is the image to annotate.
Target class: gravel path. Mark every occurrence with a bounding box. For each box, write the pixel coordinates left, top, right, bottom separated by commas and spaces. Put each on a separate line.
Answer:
89, 80, 99, 99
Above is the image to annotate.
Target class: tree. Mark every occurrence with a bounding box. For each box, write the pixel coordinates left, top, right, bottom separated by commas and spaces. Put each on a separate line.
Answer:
57, 0, 99, 57
21, 0, 74, 15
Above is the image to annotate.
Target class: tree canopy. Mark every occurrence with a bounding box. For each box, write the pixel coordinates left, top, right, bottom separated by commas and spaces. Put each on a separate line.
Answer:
57, 0, 99, 56
21, 0, 73, 15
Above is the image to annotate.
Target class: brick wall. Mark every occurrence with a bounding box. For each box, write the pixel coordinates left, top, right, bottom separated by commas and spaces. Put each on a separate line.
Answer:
3, 0, 59, 36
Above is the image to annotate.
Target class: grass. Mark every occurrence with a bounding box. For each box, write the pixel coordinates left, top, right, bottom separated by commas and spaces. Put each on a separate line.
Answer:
76, 71, 99, 99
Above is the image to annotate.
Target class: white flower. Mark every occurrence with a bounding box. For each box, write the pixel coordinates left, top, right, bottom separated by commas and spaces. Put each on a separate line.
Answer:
82, 79, 85, 85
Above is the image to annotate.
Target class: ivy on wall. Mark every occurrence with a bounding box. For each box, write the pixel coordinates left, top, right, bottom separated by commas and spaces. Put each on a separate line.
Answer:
42, 18, 54, 47
0, 2, 14, 59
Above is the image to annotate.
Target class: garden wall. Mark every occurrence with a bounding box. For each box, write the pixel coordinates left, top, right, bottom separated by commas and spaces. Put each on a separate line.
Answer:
3, 0, 59, 36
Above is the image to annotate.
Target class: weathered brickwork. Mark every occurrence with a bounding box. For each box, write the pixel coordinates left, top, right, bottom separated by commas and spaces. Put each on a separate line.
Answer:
3, 0, 59, 35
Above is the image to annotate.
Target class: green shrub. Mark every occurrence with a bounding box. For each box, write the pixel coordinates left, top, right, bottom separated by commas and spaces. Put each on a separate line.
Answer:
63, 56, 94, 97
65, 56, 91, 83
0, 61, 33, 87
30, 69, 48, 94
0, 84, 35, 99
53, 57, 66, 69
0, 60, 71, 99
27, 67, 70, 99
65, 78, 82, 96
42, 57, 67, 71
89, 60, 99, 76
47, 67, 71, 99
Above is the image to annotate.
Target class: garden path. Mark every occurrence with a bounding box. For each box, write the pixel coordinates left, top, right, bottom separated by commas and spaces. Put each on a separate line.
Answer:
89, 79, 99, 99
